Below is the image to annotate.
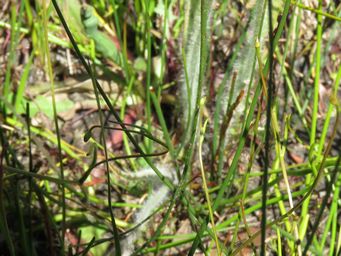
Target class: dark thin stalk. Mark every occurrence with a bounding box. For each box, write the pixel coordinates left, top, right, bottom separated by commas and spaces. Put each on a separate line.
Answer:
15, 180, 30, 255
261, 0, 274, 254
26, 103, 34, 255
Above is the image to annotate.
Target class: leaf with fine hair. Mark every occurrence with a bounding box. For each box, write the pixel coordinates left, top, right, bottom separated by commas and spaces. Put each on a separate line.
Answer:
179, 0, 213, 146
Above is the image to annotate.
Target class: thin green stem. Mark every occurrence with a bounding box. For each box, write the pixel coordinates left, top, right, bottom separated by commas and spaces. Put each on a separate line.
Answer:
291, 1, 341, 21
300, 0, 323, 238
144, 0, 152, 153
41, 0, 66, 252
198, 100, 220, 255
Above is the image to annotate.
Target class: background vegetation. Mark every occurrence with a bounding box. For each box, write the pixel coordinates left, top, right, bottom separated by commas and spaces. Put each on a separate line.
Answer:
0, 0, 340, 255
